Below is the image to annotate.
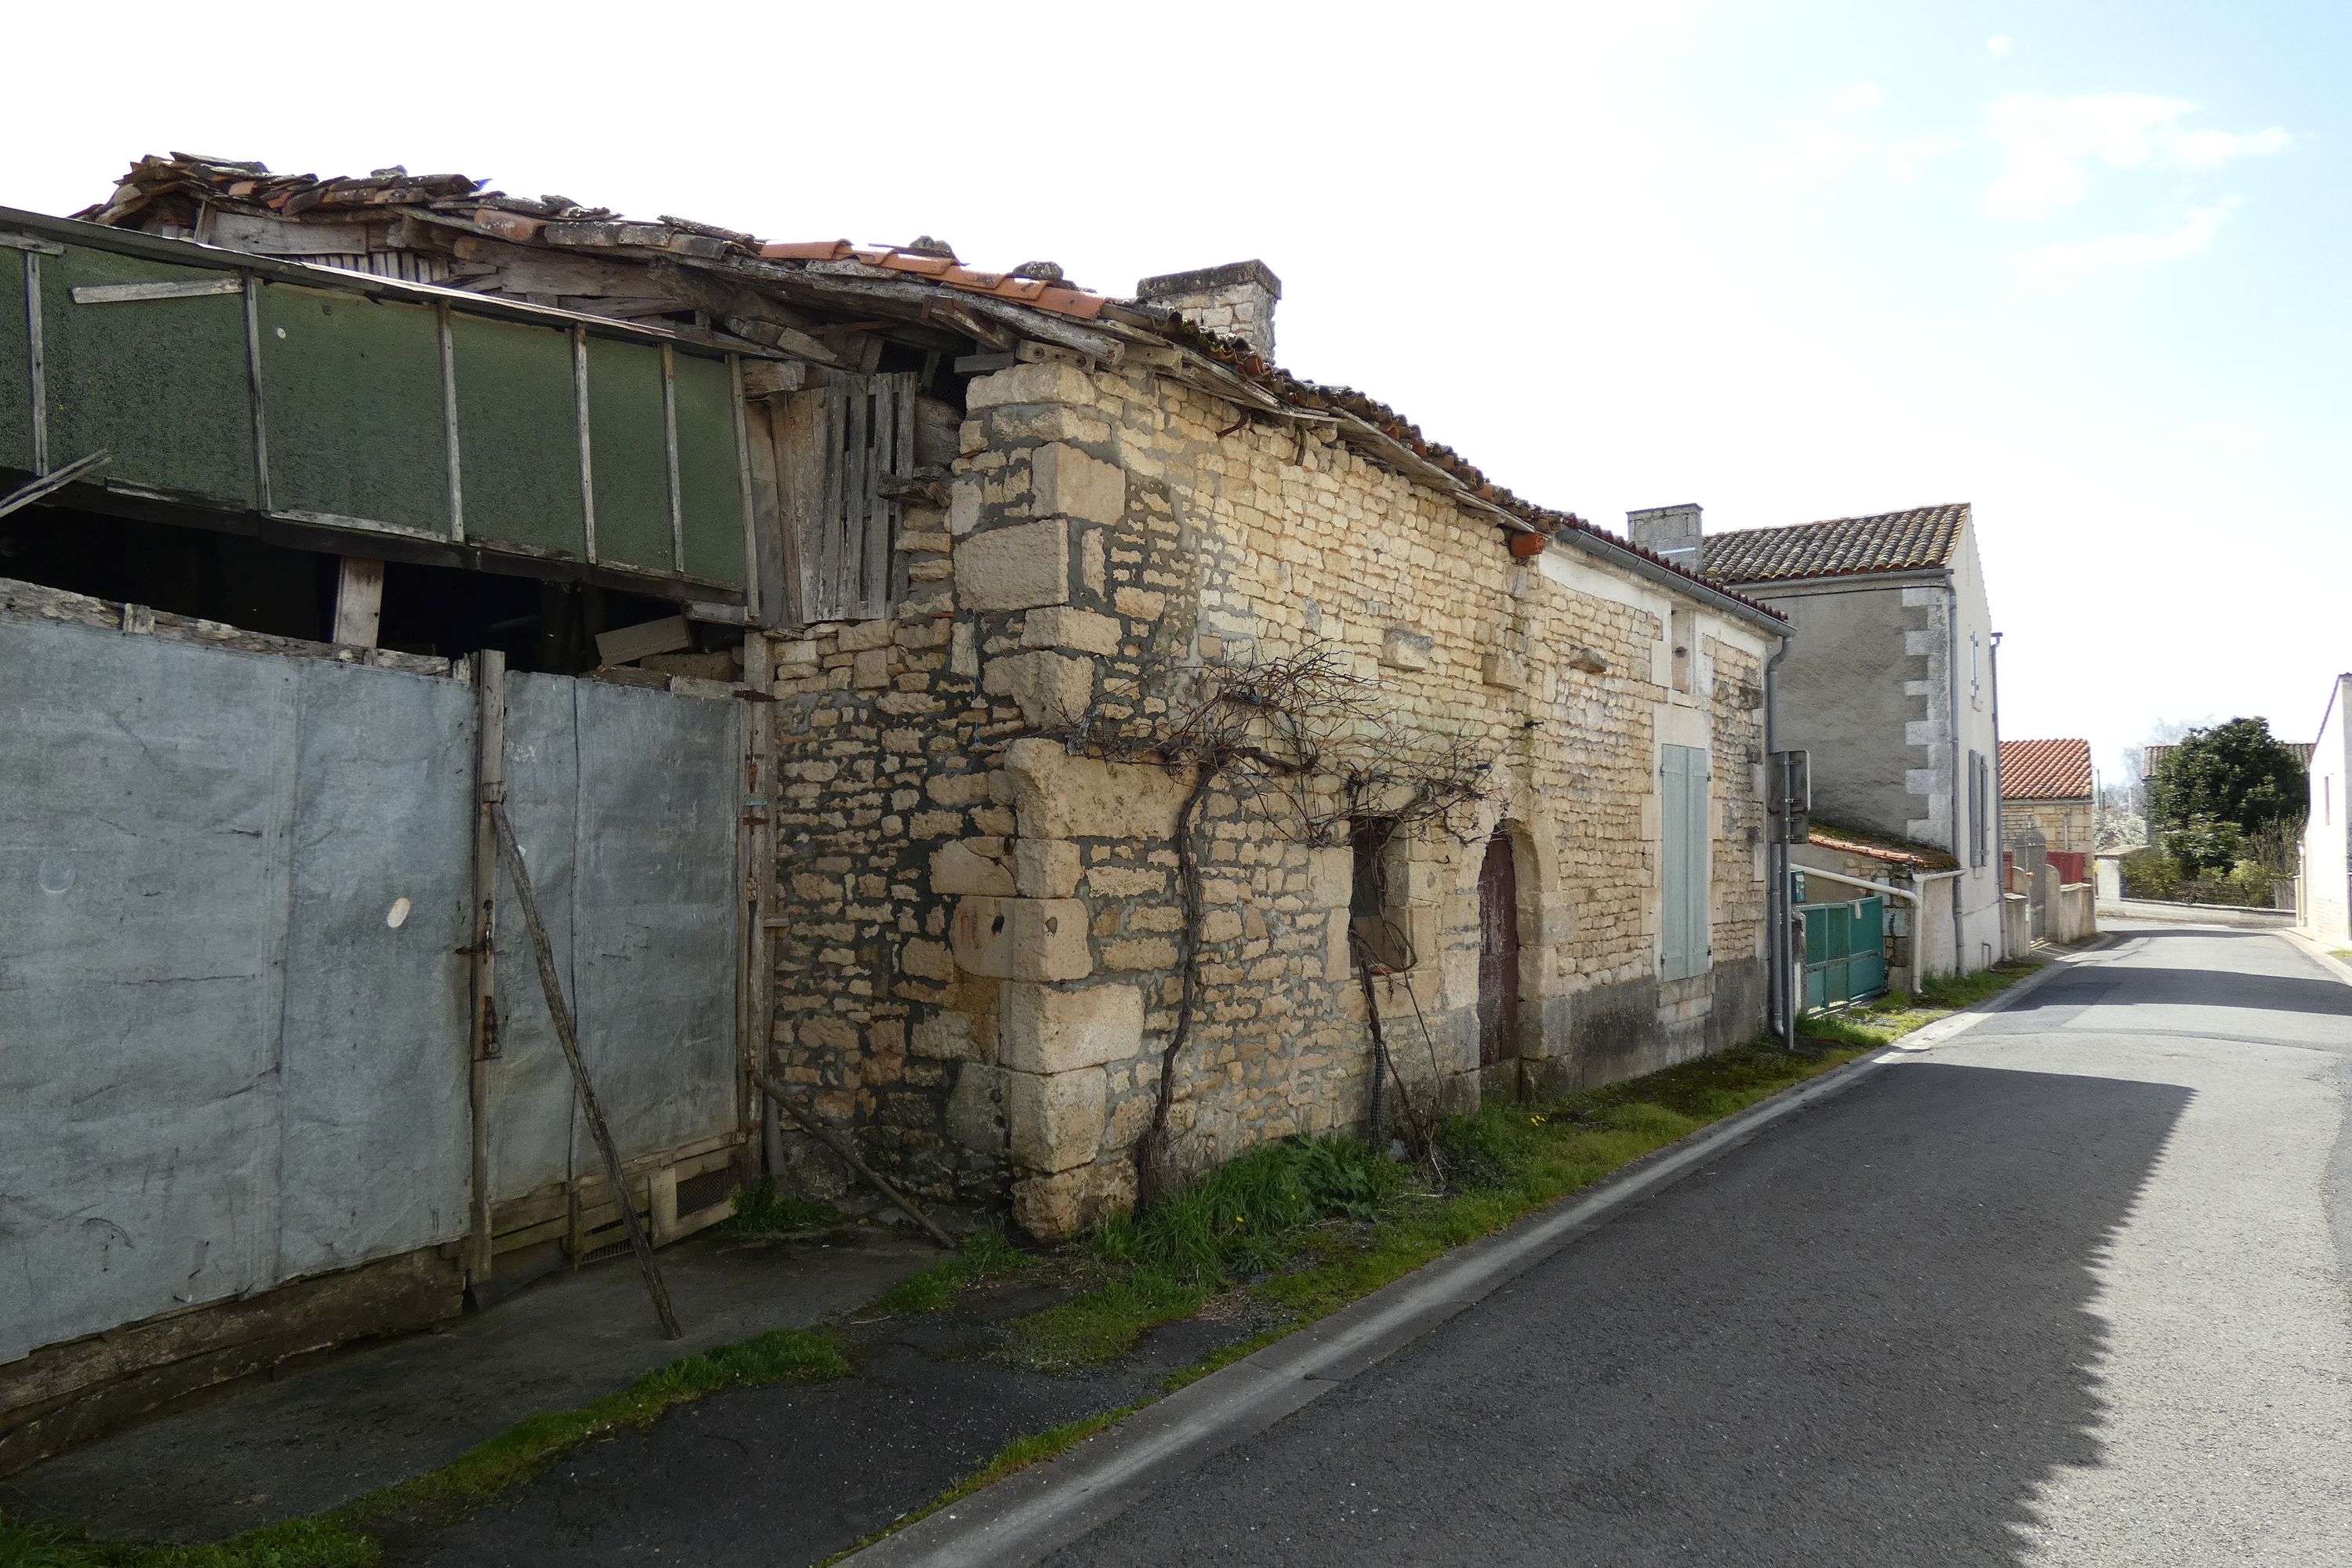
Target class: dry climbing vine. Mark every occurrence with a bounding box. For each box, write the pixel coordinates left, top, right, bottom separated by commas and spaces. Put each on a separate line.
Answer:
1047, 640, 1490, 1208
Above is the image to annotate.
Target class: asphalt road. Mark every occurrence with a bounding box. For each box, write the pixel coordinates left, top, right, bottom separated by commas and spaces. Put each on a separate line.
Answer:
1036, 926, 2352, 1566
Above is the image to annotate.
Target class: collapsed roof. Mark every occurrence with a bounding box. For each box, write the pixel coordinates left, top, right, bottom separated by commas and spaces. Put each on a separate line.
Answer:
83, 153, 1784, 627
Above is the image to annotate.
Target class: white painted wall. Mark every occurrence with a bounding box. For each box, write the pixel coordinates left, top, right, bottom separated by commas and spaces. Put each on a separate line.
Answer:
2303, 675, 2352, 946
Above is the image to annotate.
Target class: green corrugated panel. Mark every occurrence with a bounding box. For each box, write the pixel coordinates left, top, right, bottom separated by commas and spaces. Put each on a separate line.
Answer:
450, 314, 583, 560
583, 336, 670, 573
43, 246, 255, 507
0, 249, 27, 471
671, 352, 743, 586
256, 284, 448, 534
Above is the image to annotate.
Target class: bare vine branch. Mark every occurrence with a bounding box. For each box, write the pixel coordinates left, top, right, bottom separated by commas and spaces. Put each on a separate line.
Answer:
1044, 638, 1491, 1208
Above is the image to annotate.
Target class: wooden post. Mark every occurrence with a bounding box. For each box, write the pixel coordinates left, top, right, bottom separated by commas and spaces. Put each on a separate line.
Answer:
465, 652, 505, 1287
492, 801, 684, 1339
332, 557, 385, 648
742, 632, 783, 1178
750, 1065, 954, 1250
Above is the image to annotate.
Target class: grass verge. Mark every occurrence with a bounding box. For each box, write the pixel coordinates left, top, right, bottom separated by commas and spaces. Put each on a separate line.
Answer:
1795, 959, 2043, 1048
874, 1228, 1036, 1314
723, 1178, 844, 1235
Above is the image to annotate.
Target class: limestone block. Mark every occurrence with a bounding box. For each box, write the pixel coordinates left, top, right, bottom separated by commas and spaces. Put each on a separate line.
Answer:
982, 650, 1094, 727
1033, 442, 1126, 527
956, 518, 1069, 612
931, 839, 1014, 896
949, 476, 981, 536
837, 620, 894, 653
911, 1011, 978, 1061
1381, 628, 1433, 671
1003, 737, 1195, 840
1000, 982, 1145, 1074
852, 649, 892, 689
1326, 915, 1352, 981
1014, 838, 1083, 898
1022, 606, 1123, 656
967, 360, 1097, 411
1307, 846, 1352, 908
1082, 528, 1106, 597
951, 895, 1091, 982
1011, 1160, 1136, 1241
1483, 652, 1526, 690
900, 938, 957, 982
1007, 1067, 1107, 1173
946, 1062, 1006, 1155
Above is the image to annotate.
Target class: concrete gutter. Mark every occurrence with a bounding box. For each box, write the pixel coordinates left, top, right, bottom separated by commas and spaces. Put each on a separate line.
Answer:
845, 949, 2103, 1567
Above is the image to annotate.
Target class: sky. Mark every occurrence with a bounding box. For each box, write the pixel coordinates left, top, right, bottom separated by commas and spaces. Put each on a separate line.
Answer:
5, 1, 2344, 786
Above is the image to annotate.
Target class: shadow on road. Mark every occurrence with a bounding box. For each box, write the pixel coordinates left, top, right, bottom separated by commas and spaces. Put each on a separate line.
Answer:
1045, 1062, 2195, 1568
2001, 930, 2352, 1029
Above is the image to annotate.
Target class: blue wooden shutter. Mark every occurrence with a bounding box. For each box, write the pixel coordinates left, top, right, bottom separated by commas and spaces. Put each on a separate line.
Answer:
1661, 745, 1712, 982
1661, 747, 1690, 979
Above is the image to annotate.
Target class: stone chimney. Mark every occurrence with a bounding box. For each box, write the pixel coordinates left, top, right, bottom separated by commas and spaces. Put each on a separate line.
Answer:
1627, 503, 1703, 571
1136, 260, 1282, 360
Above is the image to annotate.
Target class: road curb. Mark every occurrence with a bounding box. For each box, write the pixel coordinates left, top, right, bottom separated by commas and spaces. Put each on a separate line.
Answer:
844, 1049, 1896, 1568
2277, 927, 2352, 990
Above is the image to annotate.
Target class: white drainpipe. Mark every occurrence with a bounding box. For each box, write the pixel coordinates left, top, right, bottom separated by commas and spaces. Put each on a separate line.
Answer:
1794, 862, 1924, 916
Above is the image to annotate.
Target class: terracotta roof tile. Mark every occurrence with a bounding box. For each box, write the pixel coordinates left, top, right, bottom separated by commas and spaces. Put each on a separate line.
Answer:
2000, 738, 2093, 800
1806, 819, 1959, 872
1702, 503, 1969, 585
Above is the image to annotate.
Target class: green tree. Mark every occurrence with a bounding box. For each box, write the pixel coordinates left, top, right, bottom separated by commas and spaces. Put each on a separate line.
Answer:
2150, 717, 2307, 869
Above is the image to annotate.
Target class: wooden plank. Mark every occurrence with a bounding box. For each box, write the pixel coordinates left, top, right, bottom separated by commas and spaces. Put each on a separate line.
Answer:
466, 652, 506, 1285
0, 574, 451, 674
593, 614, 692, 666
851, 380, 880, 625
438, 303, 464, 543
572, 326, 597, 562
330, 557, 385, 648
774, 390, 825, 629
731, 355, 761, 625
860, 376, 893, 619
818, 383, 848, 621
891, 375, 916, 608
70, 278, 243, 305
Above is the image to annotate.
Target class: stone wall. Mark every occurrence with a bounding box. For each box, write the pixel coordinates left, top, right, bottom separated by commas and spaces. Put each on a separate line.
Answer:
764, 358, 1781, 1240
2003, 797, 2096, 855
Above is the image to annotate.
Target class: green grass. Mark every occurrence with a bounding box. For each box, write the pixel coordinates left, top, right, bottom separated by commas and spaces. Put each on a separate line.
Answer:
722, 1178, 844, 1235
876, 1227, 1036, 1314
0, 1514, 377, 1568
2331, 949, 2352, 962
1798, 959, 2043, 1048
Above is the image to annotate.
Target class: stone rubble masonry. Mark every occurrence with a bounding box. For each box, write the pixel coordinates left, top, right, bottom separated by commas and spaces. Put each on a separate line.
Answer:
764, 352, 1778, 1243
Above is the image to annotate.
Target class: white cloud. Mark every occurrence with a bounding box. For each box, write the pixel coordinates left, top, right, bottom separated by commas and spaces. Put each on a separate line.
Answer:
1987, 35, 2015, 57
1831, 82, 1882, 115
2009, 202, 2234, 289
2196, 424, 2268, 451
1983, 94, 2291, 220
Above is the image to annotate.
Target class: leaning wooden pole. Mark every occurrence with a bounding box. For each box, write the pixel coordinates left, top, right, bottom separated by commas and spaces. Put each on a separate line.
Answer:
463, 651, 506, 1287
750, 1064, 956, 1250
490, 801, 684, 1339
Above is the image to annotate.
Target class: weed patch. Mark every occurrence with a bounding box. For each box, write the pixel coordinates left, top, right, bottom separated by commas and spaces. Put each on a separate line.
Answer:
877, 1228, 1035, 1315
723, 1178, 842, 1235
0, 1514, 377, 1568
1798, 960, 2042, 1047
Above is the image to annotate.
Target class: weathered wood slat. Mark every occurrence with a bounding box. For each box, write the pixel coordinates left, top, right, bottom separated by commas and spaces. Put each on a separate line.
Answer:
860, 378, 890, 619
818, 384, 848, 621
840, 380, 868, 620
891, 376, 916, 607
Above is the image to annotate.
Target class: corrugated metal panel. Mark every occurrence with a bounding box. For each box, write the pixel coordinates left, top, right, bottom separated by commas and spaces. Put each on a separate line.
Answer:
0, 247, 29, 470
257, 282, 450, 536
583, 336, 673, 573
451, 311, 584, 561
673, 350, 746, 585
42, 243, 256, 508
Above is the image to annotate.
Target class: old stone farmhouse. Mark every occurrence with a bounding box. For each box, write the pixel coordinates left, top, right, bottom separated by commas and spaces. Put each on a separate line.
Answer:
2000, 737, 2095, 855
38, 156, 1794, 1260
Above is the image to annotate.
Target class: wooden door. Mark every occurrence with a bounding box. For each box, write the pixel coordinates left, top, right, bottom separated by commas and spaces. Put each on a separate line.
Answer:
1476, 830, 1520, 1070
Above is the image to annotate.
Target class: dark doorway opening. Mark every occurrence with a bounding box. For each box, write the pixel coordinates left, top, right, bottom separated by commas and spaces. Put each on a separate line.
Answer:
1476, 828, 1522, 1088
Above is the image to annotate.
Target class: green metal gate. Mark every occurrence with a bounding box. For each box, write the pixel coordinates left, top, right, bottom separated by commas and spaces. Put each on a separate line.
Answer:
1798, 892, 1888, 1010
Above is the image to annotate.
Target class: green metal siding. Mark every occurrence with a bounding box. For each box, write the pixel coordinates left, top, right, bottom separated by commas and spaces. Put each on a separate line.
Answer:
42, 245, 255, 508
256, 284, 448, 535
0, 249, 28, 471
1799, 893, 1888, 1008
451, 314, 583, 560
672, 352, 744, 586
583, 336, 670, 574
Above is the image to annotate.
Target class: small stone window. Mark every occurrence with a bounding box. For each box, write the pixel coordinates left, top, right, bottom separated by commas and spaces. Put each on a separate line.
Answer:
1348, 816, 1414, 971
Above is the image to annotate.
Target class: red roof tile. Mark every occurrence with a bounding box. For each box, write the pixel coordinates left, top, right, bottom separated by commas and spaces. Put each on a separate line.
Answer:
1702, 504, 1969, 585
2001, 738, 2093, 800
